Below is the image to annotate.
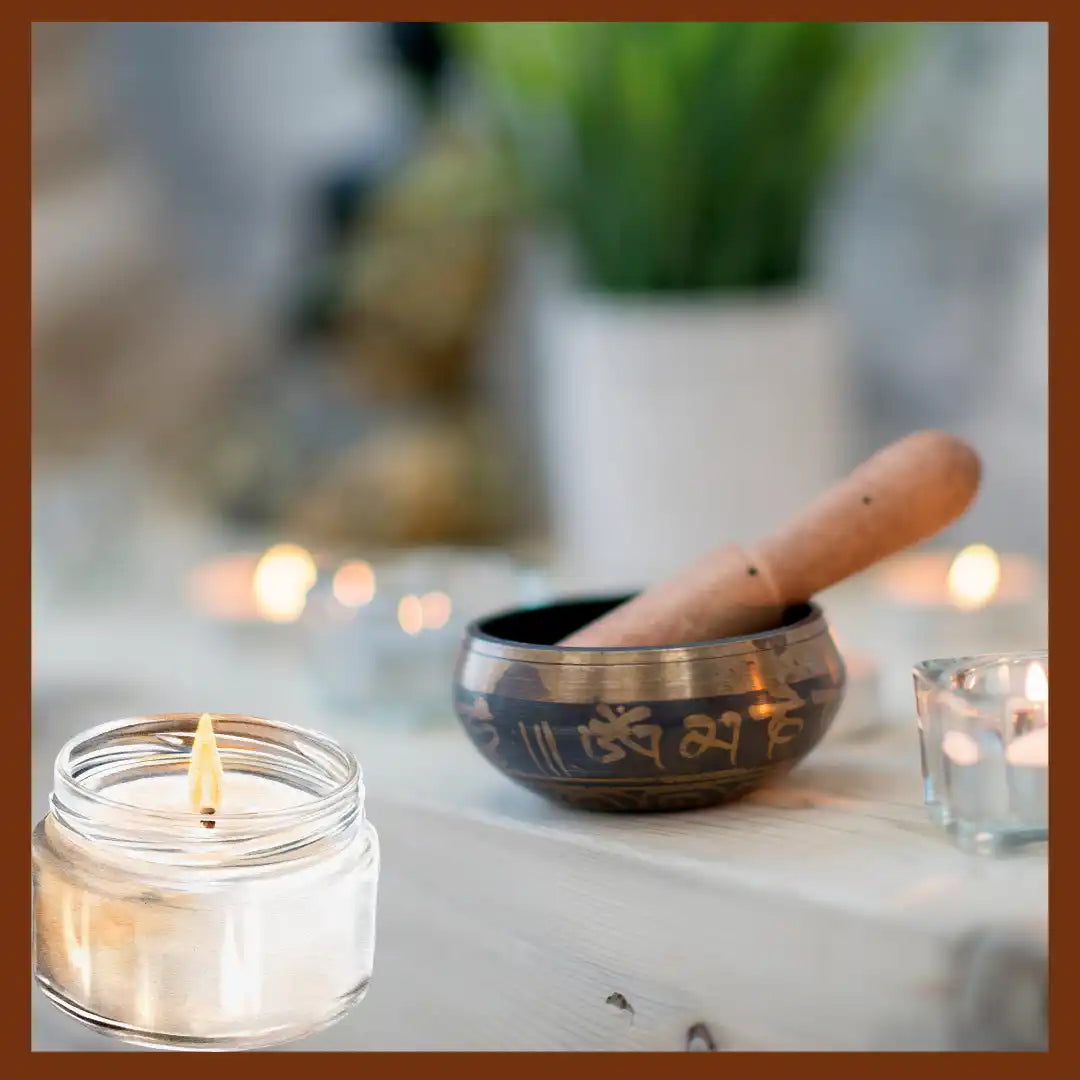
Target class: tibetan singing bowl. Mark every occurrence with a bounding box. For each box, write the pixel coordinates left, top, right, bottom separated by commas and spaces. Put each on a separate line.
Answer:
452, 596, 846, 813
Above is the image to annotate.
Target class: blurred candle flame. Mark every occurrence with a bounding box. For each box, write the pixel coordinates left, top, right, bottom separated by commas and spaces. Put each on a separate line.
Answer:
1006, 663, 1048, 766
946, 544, 1001, 610
253, 543, 317, 623
397, 595, 424, 636
1025, 662, 1048, 705
332, 560, 376, 607
420, 590, 452, 630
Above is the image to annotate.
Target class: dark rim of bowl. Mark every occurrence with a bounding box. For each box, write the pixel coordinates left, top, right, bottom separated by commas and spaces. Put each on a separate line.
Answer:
462, 596, 830, 667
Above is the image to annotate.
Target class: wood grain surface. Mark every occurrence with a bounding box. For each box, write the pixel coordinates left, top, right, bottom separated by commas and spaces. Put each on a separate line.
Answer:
32, 577, 1045, 1051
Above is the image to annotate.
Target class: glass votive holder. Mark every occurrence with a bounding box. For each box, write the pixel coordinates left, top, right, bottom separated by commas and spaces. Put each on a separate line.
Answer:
303, 546, 551, 725
32, 714, 379, 1050
913, 652, 1048, 855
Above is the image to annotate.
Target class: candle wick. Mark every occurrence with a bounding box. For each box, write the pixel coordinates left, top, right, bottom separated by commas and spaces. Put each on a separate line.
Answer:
1014, 707, 1036, 736
200, 807, 217, 830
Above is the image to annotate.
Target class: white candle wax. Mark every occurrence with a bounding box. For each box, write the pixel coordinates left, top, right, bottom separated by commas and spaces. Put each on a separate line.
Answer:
1004, 662, 1048, 823
1005, 726, 1048, 827
114, 773, 315, 813
1006, 727, 1049, 766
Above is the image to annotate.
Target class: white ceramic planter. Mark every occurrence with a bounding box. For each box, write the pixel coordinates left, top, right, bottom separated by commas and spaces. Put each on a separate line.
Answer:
534, 276, 854, 591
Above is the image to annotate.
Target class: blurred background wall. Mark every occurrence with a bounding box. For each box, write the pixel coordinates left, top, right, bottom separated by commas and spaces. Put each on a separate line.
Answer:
32, 21, 1047, 594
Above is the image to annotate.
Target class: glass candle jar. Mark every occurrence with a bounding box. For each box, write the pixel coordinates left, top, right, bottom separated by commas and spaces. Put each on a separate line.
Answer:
32, 714, 379, 1050
913, 652, 1048, 855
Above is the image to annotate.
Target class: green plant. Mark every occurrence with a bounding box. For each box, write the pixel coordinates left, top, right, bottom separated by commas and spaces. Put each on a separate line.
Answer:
454, 22, 911, 294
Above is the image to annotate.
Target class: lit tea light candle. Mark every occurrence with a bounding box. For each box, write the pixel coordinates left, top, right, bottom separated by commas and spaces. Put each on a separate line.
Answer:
186, 544, 319, 626
1006, 726, 1049, 767
915, 652, 1047, 854
395, 591, 454, 637
1007, 662, 1049, 751
876, 545, 1045, 717
397, 594, 424, 636
32, 713, 379, 1050
420, 590, 452, 631
332, 560, 376, 608
879, 544, 1039, 613
945, 544, 1003, 610
252, 544, 318, 623
1005, 661, 1049, 828
185, 552, 263, 621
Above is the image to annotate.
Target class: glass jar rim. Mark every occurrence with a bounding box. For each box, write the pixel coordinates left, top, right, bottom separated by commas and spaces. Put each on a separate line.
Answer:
914, 651, 1047, 700
50, 713, 363, 859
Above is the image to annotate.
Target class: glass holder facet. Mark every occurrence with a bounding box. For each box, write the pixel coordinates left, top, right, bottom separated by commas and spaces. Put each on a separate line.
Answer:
913, 652, 1047, 856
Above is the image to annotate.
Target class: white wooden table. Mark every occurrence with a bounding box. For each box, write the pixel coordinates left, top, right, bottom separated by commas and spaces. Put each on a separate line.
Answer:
31, 547, 1048, 1052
